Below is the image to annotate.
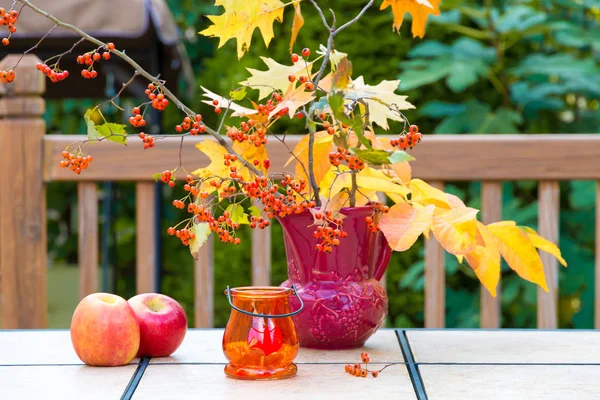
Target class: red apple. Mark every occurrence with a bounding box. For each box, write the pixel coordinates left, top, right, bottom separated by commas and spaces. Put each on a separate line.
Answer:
128, 293, 187, 357
70, 293, 140, 366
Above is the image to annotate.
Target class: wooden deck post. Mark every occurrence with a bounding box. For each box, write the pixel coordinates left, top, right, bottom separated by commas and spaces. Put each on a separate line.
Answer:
0, 54, 47, 328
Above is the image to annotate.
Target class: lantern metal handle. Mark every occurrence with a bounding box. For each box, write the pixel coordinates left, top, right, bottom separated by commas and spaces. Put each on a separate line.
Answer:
225, 285, 304, 318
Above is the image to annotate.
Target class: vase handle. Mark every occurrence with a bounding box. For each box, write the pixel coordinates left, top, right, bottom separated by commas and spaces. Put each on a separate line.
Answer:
374, 236, 393, 282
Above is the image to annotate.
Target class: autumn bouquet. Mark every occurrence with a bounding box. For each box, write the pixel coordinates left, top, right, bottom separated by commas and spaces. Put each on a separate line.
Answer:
5, 0, 565, 336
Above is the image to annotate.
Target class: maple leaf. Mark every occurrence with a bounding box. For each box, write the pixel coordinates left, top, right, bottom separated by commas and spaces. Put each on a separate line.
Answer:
200, 86, 258, 117
486, 221, 549, 292
289, 1, 304, 52
268, 82, 315, 118
286, 131, 334, 187
380, 202, 435, 251
464, 222, 501, 297
380, 0, 441, 39
240, 56, 319, 100
430, 207, 479, 255
200, 0, 286, 59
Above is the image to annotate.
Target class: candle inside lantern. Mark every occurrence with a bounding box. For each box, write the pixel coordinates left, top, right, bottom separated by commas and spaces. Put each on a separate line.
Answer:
222, 286, 302, 380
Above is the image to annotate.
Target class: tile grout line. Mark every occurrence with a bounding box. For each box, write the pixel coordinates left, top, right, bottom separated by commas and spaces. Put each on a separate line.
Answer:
396, 330, 428, 400
120, 357, 150, 400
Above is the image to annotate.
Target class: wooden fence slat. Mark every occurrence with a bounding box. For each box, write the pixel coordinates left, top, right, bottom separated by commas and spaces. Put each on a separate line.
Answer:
252, 226, 271, 287
195, 233, 214, 328
44, 134, 600, 182
480, 182, 502, 328
78, 183, 99, 299
136, 182, 157, 293
0, 54, 47, 328
537, 181, 560, 328
425, 181, 445, 328
595, 182, 600, 329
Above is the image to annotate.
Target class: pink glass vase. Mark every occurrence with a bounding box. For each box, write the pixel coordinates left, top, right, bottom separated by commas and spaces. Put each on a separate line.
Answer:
279, 206, 392, 349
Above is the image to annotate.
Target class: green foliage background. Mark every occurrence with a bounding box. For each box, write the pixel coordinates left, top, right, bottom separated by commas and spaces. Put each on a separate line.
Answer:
44, 0, 599, 328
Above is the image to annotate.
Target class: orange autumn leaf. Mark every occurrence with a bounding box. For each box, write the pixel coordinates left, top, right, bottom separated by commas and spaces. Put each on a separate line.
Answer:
380, 202, 435, 251
430, 207, 479, 255
289, 1, 304, 52
268, 82, 315, 118
380, 0, 441, 38
487, 222, 549, 292
464, 222, 501, 297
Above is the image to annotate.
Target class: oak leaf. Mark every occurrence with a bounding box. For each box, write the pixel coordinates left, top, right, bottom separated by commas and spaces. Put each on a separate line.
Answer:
201, 87, 258, 117
380, 0, 441, 38
240, 56, 318, 100
289, 1, 304, 52
487, 221, 549, 292
380, 202, 435, 251
200, 0, 285, 59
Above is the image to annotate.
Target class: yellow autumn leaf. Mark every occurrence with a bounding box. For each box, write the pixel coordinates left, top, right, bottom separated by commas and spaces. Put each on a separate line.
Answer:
268, 82, 315, 118
287, 131, 333, 187
289, 1, 304, 52
240, 56, 319, 100
192, 139, 267, 194
409, 179, 451, 209
487, 222, 549, 292
380, 0, 441, 38
464, 222, 501, 297
356, 167, 410, 199
431, 207, 479, 255
380, 202, 435, 251
200, 0, 286, 59
521, 226, 567, 267
189, 222, 212, 259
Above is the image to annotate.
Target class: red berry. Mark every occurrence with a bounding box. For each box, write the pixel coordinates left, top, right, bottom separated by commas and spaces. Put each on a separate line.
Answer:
302, 48, 310, 57
291, 53, 299, 62
212, 99, 219, 106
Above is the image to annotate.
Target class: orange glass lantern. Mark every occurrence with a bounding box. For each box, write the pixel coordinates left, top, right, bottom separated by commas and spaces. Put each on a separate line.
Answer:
223, 286, 304, 380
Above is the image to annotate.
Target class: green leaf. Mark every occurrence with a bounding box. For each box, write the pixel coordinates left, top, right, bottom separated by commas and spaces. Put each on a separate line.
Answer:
96, 123, 128, 144
328, 93, 371, 149
352, 149, 391, 165
84, 108, 128, 144
229, 86, 247, 101
151, 172, 162, 182
388, 150, 416, 164
248, 205, 262, 217
226, 204, 250, 225
189, 223, 212, 259
419, 101, 467, 118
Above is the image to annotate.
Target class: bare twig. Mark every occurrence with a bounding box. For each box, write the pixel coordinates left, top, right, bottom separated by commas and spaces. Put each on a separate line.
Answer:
12, 23, 57, 69
16, 0, 262, 176
94, 71, 138, 112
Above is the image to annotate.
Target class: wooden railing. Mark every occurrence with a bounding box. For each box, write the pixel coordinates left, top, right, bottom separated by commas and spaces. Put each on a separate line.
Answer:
2, 55, 600, 330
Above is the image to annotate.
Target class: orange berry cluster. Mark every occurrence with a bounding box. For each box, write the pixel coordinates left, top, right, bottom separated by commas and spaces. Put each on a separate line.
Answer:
344, 352, 381, 378
328, 147, 364, 170
312, 211, 347, 253
160, 170, 176, 187
36, 63, 69, 82
0, 8, 19, 40
322, 120, 335, 135
250, 216, 270, 230
390, 124, 423, 150
145, 83, 169, 111
138, 132, 155, 149
0, 69, 15, 83
175, 114, 205, 135
129, 107, 147, 128
182, 174, 200, 197
76, 43, 114, 79
167, 227, 196, 246
59, 150, 93, 175
228, 119, 268, 147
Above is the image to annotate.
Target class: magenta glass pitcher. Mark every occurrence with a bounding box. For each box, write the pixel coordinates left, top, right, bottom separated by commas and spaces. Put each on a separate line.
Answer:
279, 206, 392, 349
